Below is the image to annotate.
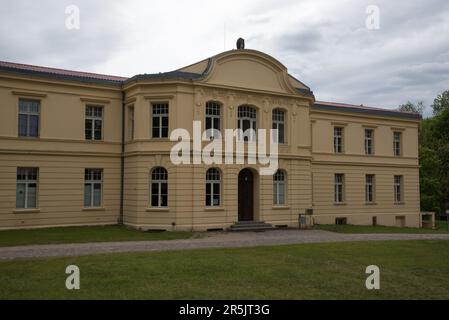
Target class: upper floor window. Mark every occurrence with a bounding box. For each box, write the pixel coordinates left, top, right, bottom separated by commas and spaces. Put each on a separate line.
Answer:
205, 168, 221, 207
393, 131, 402, 156
394, 175, 403, 203
18, 99, 40, 137
84, 169, 103, 207
16, 167, 38, 209
273, 170, 286, 205
334, 127, 344, 153
85, 106, 103, 140
151, 167, 168, 207
334, 173, 344, 203
272, 109, 285, 144
365, 174, 375, 203
238, 105, 257, 142
365, 129, 374, 155
128, 106, 135, 140
205, 101, 221, 140
152, 103, 169, 138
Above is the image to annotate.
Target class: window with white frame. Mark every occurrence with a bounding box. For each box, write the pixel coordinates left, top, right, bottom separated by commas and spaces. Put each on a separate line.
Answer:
128, 106, 134, 140
84, 169, 103, 207
205, 101, 221, 140
85, 106, 103, 140
237, 105, 257, 142
334, 127, 344, 153
273, 170, 286, 205
272, 109, 285, 144
205, 168, 221, 207
18, 99, 40, 137
394, 175, 403, 203
365, 174, 375, 203
16, 168, 38, 209
152, 103, 169, 138
393, 131, 402, 156
334, 173, 344, 203
365, 129, 374, 155
151, 167, 168, 207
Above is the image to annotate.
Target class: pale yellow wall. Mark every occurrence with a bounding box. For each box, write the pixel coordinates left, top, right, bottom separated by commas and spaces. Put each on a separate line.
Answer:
0, 49, 421, 230
0, 75, 122, 229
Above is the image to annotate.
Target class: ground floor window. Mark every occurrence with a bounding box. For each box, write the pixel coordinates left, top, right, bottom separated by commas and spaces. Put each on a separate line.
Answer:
394, 175, 403, 203
84, 169, 102, 207
16, 167, 38, 209
151, 167, 168, 207
205, 168, 221, 207
334, 174, 344, 203
273, 170, 286, 205
365, 174, 375, 203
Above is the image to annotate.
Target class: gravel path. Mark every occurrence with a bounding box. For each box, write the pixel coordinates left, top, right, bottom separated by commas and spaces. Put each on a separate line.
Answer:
1, 230, 449, 261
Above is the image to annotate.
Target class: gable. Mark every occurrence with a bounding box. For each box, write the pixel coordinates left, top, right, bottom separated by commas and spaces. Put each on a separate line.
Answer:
200, 50, 298, 95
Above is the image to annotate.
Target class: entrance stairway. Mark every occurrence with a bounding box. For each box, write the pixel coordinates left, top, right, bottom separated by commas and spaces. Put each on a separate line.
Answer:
229, 221, 275, 232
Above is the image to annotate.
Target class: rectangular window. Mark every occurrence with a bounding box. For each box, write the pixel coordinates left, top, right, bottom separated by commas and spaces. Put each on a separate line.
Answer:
85, 106, 103, 140
84, 169, 103, 207
334, 127, 344, 153
16, 168, 38, 209
128, 106, 134, 140
365, 129, 374, 155
394, 175, 403, 203
365, 174, 375, 203
205, 102, 221, 140
18, 99, 40, 137
272, 109, 285, 144
152, 103, 169, 138
334, 174, 344, 203
393, 131, 402, 156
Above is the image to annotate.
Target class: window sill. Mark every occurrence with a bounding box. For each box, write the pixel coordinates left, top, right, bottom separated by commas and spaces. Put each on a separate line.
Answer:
204, 207, 225, 211
334, 202, 347, 206
13, 209, 40, 214
272, 205, 290, 210
150, 138, 170, 142
82, 207, 105, 211
394, 202, 405, 205
18, 136, 40, 139
84, 140, 105, 143
146, 207, 169, 212
365, 202, 377, 205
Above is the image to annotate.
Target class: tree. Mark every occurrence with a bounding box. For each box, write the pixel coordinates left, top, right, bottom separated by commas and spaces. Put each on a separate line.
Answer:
419, 103, 449, 218
432, 90, 449, 116
398, 101, 424, 115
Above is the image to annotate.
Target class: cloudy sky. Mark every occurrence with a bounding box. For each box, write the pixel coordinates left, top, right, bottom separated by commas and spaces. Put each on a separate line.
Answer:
1, 0, 448, 116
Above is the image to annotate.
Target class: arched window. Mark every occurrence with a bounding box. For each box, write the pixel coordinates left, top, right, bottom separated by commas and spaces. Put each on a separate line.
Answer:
205, 101, 221, 139
206, 168, 221, 207
273, 170, 286, 205
238, 105, 257, 141
272, 108, 285, 144
151, 167, 168, 207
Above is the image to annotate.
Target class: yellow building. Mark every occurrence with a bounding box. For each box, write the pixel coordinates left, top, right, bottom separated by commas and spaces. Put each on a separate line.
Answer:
0, 46, 422, 231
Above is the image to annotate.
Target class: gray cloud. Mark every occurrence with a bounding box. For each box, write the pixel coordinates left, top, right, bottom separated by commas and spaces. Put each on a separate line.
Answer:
0, 0, 448, 114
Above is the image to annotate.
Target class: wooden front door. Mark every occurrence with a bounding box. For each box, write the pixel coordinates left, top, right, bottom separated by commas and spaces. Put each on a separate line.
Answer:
238, 168, 254, 221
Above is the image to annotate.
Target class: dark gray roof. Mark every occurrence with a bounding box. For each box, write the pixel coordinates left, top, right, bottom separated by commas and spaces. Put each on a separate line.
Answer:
124, 71, 204, 84
313, 102, 422, 120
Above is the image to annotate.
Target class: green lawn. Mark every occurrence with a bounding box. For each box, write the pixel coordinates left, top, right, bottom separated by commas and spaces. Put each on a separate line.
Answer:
315, 220, 449, 234
1, 240, 449, 299
0, 225, 194, 247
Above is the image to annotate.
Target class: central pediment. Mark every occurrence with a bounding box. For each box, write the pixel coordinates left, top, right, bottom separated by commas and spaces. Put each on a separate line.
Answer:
202, 50, 297, 94
178, 49, 311, 96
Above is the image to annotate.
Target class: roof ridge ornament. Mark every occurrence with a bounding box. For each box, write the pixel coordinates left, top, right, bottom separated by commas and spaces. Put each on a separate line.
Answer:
236, 38, 245, 49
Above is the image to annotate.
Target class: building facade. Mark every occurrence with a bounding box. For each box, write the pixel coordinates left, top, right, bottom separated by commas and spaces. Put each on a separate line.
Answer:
0, 48, 421, 231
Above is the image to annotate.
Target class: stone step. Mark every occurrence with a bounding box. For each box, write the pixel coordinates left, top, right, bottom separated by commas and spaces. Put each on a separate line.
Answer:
229, 221, 274, 232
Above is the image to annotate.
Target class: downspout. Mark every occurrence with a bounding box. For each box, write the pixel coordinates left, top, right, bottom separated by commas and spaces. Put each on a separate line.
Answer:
118, 90, 125, 225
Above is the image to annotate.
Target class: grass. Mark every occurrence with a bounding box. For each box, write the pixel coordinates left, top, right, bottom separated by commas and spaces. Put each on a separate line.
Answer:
0, 240, 448, 299
315, 220, 449, 234
0, 225, 194, 247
